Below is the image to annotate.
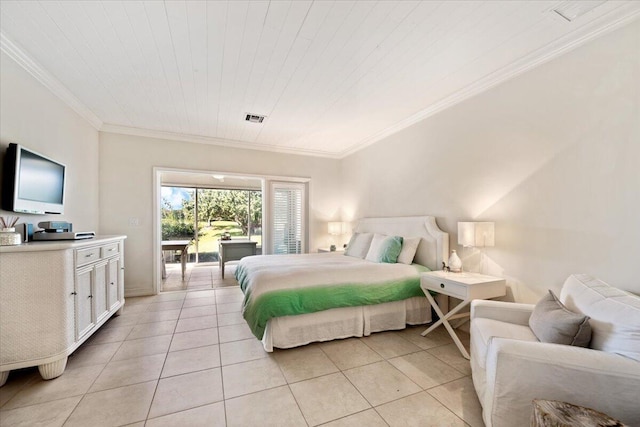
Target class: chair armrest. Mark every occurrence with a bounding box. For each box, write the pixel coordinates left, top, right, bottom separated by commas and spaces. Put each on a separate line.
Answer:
483, 338, 640, 427
471, 300, 534, 326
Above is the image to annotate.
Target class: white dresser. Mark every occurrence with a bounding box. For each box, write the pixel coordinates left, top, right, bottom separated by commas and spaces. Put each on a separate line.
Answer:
0, 235, 126, 386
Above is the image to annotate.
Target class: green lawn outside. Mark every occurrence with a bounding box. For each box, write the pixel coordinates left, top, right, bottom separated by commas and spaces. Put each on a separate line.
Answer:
185, 221, 262, 257
164, 220, 261, 262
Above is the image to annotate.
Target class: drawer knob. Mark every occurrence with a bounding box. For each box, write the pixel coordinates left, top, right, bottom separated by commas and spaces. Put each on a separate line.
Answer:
440, 283, 445, 288
70, 291, 77, 296
85, 254, 93, 258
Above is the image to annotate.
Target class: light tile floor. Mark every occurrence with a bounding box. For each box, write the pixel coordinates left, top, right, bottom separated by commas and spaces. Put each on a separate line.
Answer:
0, 284, 485, 427
162, 262, 238, 292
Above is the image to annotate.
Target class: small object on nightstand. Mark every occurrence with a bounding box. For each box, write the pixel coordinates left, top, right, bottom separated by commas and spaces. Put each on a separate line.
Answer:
448, 250, 462, 272
318, 247, 344, 253
330, 244, 336, 251
420, 270, 506, 359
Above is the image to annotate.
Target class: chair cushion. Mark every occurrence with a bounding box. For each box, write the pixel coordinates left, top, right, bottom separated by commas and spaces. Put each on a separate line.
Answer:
529, 290, 591, 347
471, 318, 538, 370
560, 274, 640, 361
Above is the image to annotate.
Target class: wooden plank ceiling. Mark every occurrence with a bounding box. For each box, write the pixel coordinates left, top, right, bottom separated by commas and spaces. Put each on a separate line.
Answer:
1, 1, 638, 157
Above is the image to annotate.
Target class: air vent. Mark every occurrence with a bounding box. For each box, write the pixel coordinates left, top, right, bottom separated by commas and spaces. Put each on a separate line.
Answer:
245, 113, 265, 124
552, 1, 605, 22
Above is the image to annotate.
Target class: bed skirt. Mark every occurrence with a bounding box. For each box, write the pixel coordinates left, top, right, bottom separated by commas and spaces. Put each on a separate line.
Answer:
261, 296, 431, 352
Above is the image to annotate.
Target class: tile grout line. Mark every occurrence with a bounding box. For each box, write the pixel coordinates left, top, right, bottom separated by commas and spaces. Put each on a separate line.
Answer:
142, 292, 186, 423
1, 279, 480, 426
425, 387, 474, 427
214, 288, 229, 427
60, 302, 143, 426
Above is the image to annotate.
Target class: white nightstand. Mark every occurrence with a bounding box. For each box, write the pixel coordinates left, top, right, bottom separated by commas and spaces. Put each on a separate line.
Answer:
420, 270, 506, 359
317, 247, 345, 253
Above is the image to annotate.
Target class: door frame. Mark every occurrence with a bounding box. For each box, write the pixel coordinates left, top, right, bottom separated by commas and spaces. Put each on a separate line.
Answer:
152, 167, 309, 294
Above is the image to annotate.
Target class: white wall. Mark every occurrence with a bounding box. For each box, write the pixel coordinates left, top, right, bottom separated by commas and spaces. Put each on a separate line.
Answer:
99, 132, 341, 296
4, 18, 638, 302
0, 52, 100, 231
341, 20, 640, 302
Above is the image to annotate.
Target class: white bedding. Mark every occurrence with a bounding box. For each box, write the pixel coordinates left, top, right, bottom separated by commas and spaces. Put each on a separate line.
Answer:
239, 252, 425, 298
263, 296, 431, 351
238, 215, 450, 351
237, 253, 430, 342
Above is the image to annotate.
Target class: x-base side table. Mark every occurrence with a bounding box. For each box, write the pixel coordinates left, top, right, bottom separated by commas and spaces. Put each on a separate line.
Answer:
420, 271, 506, 359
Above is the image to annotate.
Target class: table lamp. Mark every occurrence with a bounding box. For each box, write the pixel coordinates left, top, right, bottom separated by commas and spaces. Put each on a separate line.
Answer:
457, 222, 495, 272
458, 222, 495, 248
328, 221, 346, 251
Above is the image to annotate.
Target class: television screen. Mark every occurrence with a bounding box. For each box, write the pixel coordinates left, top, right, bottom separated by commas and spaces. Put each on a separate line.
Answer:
1, 143, 66, 215
18, 149, 65, 204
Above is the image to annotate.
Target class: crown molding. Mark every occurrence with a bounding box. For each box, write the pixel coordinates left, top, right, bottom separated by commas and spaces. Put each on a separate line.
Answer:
0, 32, 103, 130
338, 5, 640, 159
0, 31, 337, 158
100, 124, 341, 159
2, 4, 638, 160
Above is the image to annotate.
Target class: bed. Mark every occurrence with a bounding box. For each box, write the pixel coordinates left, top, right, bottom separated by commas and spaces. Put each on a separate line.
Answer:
236, 216, 449, 351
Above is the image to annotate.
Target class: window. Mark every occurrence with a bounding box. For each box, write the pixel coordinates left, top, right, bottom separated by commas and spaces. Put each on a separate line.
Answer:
271, 182, 305, 254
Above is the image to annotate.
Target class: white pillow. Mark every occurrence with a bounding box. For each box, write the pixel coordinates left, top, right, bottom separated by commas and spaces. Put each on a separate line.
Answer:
397, 237, 421, 264
365, 233, 387, 262
344, 232, 373, 258
560, 274, 640, 361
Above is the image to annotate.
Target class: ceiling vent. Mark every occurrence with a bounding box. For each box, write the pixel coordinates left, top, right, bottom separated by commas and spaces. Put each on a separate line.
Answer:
552, 1, 606, 22
245, 113, 265, 124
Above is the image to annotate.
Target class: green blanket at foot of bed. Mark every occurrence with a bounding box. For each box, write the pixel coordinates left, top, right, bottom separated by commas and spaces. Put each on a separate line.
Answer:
242, 272, 428, 339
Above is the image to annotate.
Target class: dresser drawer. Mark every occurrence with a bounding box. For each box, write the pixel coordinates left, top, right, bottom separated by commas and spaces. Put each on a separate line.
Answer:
422, 277, 468, 299
421, 271, 506, 301
76, 247, 101, 266
101, 243, 120, 258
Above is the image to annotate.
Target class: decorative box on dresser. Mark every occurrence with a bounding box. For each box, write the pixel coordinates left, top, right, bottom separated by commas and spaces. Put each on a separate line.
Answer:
0, 235, 126, 386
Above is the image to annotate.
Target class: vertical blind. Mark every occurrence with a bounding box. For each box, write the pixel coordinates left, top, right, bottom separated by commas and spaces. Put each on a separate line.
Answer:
272, 183, 304, 254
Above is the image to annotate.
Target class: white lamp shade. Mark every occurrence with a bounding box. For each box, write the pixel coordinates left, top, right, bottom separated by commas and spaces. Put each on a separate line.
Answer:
458, 222, 495, 247
328, 221, 345, 235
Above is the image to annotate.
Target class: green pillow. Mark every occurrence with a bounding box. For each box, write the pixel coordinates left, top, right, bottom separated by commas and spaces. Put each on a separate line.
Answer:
378, 236, 403, 263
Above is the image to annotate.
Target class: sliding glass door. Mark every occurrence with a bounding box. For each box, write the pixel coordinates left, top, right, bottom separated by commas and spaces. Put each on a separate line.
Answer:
193, 189, 262, 262
161, 186, 262, 264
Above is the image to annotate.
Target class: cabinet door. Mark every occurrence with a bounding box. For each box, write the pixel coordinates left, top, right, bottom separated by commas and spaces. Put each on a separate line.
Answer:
93, 261, 109, 324
107, 257, 120, 311
75, 266, 94, 340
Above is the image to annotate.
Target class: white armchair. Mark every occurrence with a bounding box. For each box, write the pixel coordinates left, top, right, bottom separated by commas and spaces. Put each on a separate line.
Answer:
470, 274, 640, 427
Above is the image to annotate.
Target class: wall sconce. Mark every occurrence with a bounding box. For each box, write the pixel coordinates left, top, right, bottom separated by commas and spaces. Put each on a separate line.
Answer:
458, 222, 495, 273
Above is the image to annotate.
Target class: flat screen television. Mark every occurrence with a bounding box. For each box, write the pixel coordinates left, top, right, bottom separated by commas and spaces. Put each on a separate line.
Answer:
1, 143, 66, 215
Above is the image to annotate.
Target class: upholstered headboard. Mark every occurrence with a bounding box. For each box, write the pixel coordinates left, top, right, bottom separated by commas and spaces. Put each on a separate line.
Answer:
353, 216, 449, 271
